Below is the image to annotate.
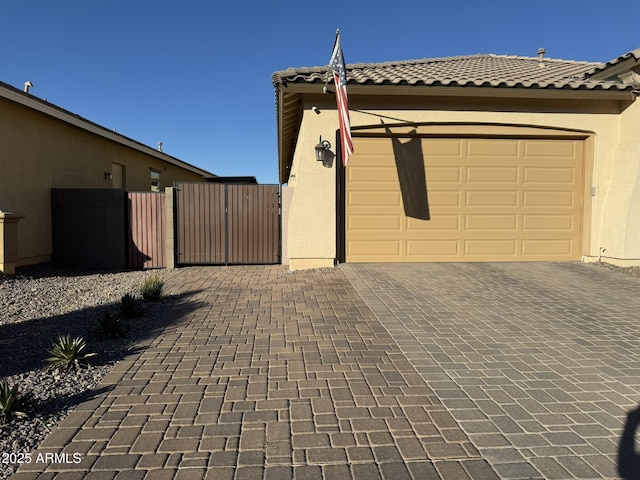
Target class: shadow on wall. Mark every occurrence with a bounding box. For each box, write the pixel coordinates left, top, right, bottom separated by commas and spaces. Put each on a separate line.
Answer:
384, 123, 430, 220
619, 405, 640, 479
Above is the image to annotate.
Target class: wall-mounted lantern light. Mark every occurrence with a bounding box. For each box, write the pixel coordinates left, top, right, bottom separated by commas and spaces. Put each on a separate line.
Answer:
104, 171, 113, 180
315, 136, 333, 167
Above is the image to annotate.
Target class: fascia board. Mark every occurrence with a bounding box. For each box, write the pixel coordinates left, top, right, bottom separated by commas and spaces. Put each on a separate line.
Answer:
279, 82, 634, 101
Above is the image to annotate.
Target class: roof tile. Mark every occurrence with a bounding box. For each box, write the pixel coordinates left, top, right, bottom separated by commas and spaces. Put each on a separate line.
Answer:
273, 53, 633, 92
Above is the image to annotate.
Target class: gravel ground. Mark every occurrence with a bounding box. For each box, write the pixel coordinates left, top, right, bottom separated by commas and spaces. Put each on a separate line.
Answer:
593, 261, 640, 277
0, 263, 177, 480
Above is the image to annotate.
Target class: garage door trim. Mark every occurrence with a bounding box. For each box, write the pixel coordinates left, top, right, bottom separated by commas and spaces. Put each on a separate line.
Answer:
337, 125, 593, 263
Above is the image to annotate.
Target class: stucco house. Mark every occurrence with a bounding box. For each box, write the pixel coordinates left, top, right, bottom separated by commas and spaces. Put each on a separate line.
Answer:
273, 48, 640, 270
0, 80, 212, 272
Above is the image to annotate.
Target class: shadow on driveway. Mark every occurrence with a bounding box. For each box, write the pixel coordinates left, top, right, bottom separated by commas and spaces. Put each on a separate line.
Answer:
619, 405, 640, 480
0, 290, 201, 379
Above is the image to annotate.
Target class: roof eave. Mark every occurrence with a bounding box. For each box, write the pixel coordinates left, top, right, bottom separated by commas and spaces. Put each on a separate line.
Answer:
280, 81, 634, 100
274, 83, 304, 185
588, 49, 640, 80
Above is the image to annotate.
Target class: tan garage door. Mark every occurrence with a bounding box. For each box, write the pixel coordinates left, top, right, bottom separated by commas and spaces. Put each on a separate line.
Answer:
346, 137, 584, 262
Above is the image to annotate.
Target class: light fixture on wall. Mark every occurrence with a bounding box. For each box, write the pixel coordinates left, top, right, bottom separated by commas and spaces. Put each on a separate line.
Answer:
315, 136, 334, 167
104, 171, 113, 180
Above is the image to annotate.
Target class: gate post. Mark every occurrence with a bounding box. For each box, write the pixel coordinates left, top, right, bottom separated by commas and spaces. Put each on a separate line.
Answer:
165, 187, 175, 269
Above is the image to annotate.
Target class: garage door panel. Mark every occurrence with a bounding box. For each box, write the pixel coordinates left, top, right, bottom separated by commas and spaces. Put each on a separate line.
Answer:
523, 191, 576, 207
428, 191, 461, 207
407, 240, 459, 256
346, 137, 584, 262
464, 239, 517, 255
467, 166, 519, 183
347, 240, 401, 258
467, 139, 519, 157
349, 215, 402, 231
427, 166, 462, 183
524, 140, 576, 157
407, 215, 459, 231
424, 140, 463, 156
353, 141, 395, 155
349, 166, 398, 183
349, 191, 402, 206
524, 167, 575, 184
466, 191, 519, 207
465, 214, 518, 230
522, 239, 574, 255
348, 183, 399, 192
523, 214, 574, 231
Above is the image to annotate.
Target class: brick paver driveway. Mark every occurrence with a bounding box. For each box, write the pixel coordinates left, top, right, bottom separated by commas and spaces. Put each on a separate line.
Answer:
345, 262, 640, 479
12, 262, 640, 480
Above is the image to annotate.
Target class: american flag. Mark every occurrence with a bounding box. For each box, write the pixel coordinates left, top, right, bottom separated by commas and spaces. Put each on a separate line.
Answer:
329, 33, 353, 167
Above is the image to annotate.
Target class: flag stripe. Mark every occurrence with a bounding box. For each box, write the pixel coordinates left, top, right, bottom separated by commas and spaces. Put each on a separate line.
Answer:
329, 34, 353, 166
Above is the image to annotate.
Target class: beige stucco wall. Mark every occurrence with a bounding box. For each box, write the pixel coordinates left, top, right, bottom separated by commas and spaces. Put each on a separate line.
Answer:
604, 102, 640, 265
0, 97, 206, 267
280, 186, 294, 265
285, 94, 640, 268
286, 107, 337, 270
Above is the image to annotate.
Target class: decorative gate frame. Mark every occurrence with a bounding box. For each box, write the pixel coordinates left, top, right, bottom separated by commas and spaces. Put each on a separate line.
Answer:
174, 182, 281, 266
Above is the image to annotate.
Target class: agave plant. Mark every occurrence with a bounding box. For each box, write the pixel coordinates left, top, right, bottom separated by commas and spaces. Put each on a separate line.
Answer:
94, 310, 126, 339
140, 274, 164, 301
46, 335, 96, 372
119, 292, 144, 319
0, 381, 26, 423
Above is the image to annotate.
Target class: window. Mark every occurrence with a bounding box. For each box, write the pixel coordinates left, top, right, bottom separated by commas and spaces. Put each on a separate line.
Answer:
150, 169, 161, 192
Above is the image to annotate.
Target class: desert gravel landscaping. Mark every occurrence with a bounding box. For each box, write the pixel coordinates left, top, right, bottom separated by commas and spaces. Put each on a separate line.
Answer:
0, 263, 176, 480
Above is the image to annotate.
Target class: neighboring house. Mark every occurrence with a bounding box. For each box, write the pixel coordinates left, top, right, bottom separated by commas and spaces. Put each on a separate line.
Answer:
0, 80, 213, 272
273, 48, 640, 270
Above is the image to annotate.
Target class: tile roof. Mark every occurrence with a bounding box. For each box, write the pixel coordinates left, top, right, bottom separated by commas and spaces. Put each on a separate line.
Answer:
273, 53, 633, 91
587, 48, 640, 77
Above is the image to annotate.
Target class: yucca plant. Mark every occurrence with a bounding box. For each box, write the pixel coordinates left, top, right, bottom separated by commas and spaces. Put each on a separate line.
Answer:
119, 292, 143, 319
46, 335, 96, 372
94, 311, 126, 339
140, 274, 164, 301
0, 381, 26, 423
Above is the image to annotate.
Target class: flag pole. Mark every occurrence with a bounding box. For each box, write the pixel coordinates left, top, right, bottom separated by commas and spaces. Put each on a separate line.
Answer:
324, 29, 341, 94
326, 29, 353, 166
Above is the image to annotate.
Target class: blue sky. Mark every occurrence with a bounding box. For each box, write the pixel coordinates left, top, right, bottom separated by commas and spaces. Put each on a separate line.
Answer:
2, 1, 638, 185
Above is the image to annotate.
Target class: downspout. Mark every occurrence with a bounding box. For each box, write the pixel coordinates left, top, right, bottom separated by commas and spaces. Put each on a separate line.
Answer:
274, 84, 283, 186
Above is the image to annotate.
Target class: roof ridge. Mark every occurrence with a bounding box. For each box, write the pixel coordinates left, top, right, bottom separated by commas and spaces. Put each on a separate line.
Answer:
371, 53, 600, 68
276, 53, 600, 75
350, 54, 488, 68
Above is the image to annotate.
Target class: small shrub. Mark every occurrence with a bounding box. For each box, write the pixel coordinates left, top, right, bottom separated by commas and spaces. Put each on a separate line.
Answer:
46, 335, 96, 372
119, 293, 144, 319
0, 381, 26, 423
140, 274, 164, 301
94, 311, 126, 339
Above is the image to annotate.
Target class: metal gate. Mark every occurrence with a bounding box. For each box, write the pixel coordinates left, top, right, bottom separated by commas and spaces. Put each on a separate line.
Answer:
128, 192, 165, 269
175, 183, 280, 265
